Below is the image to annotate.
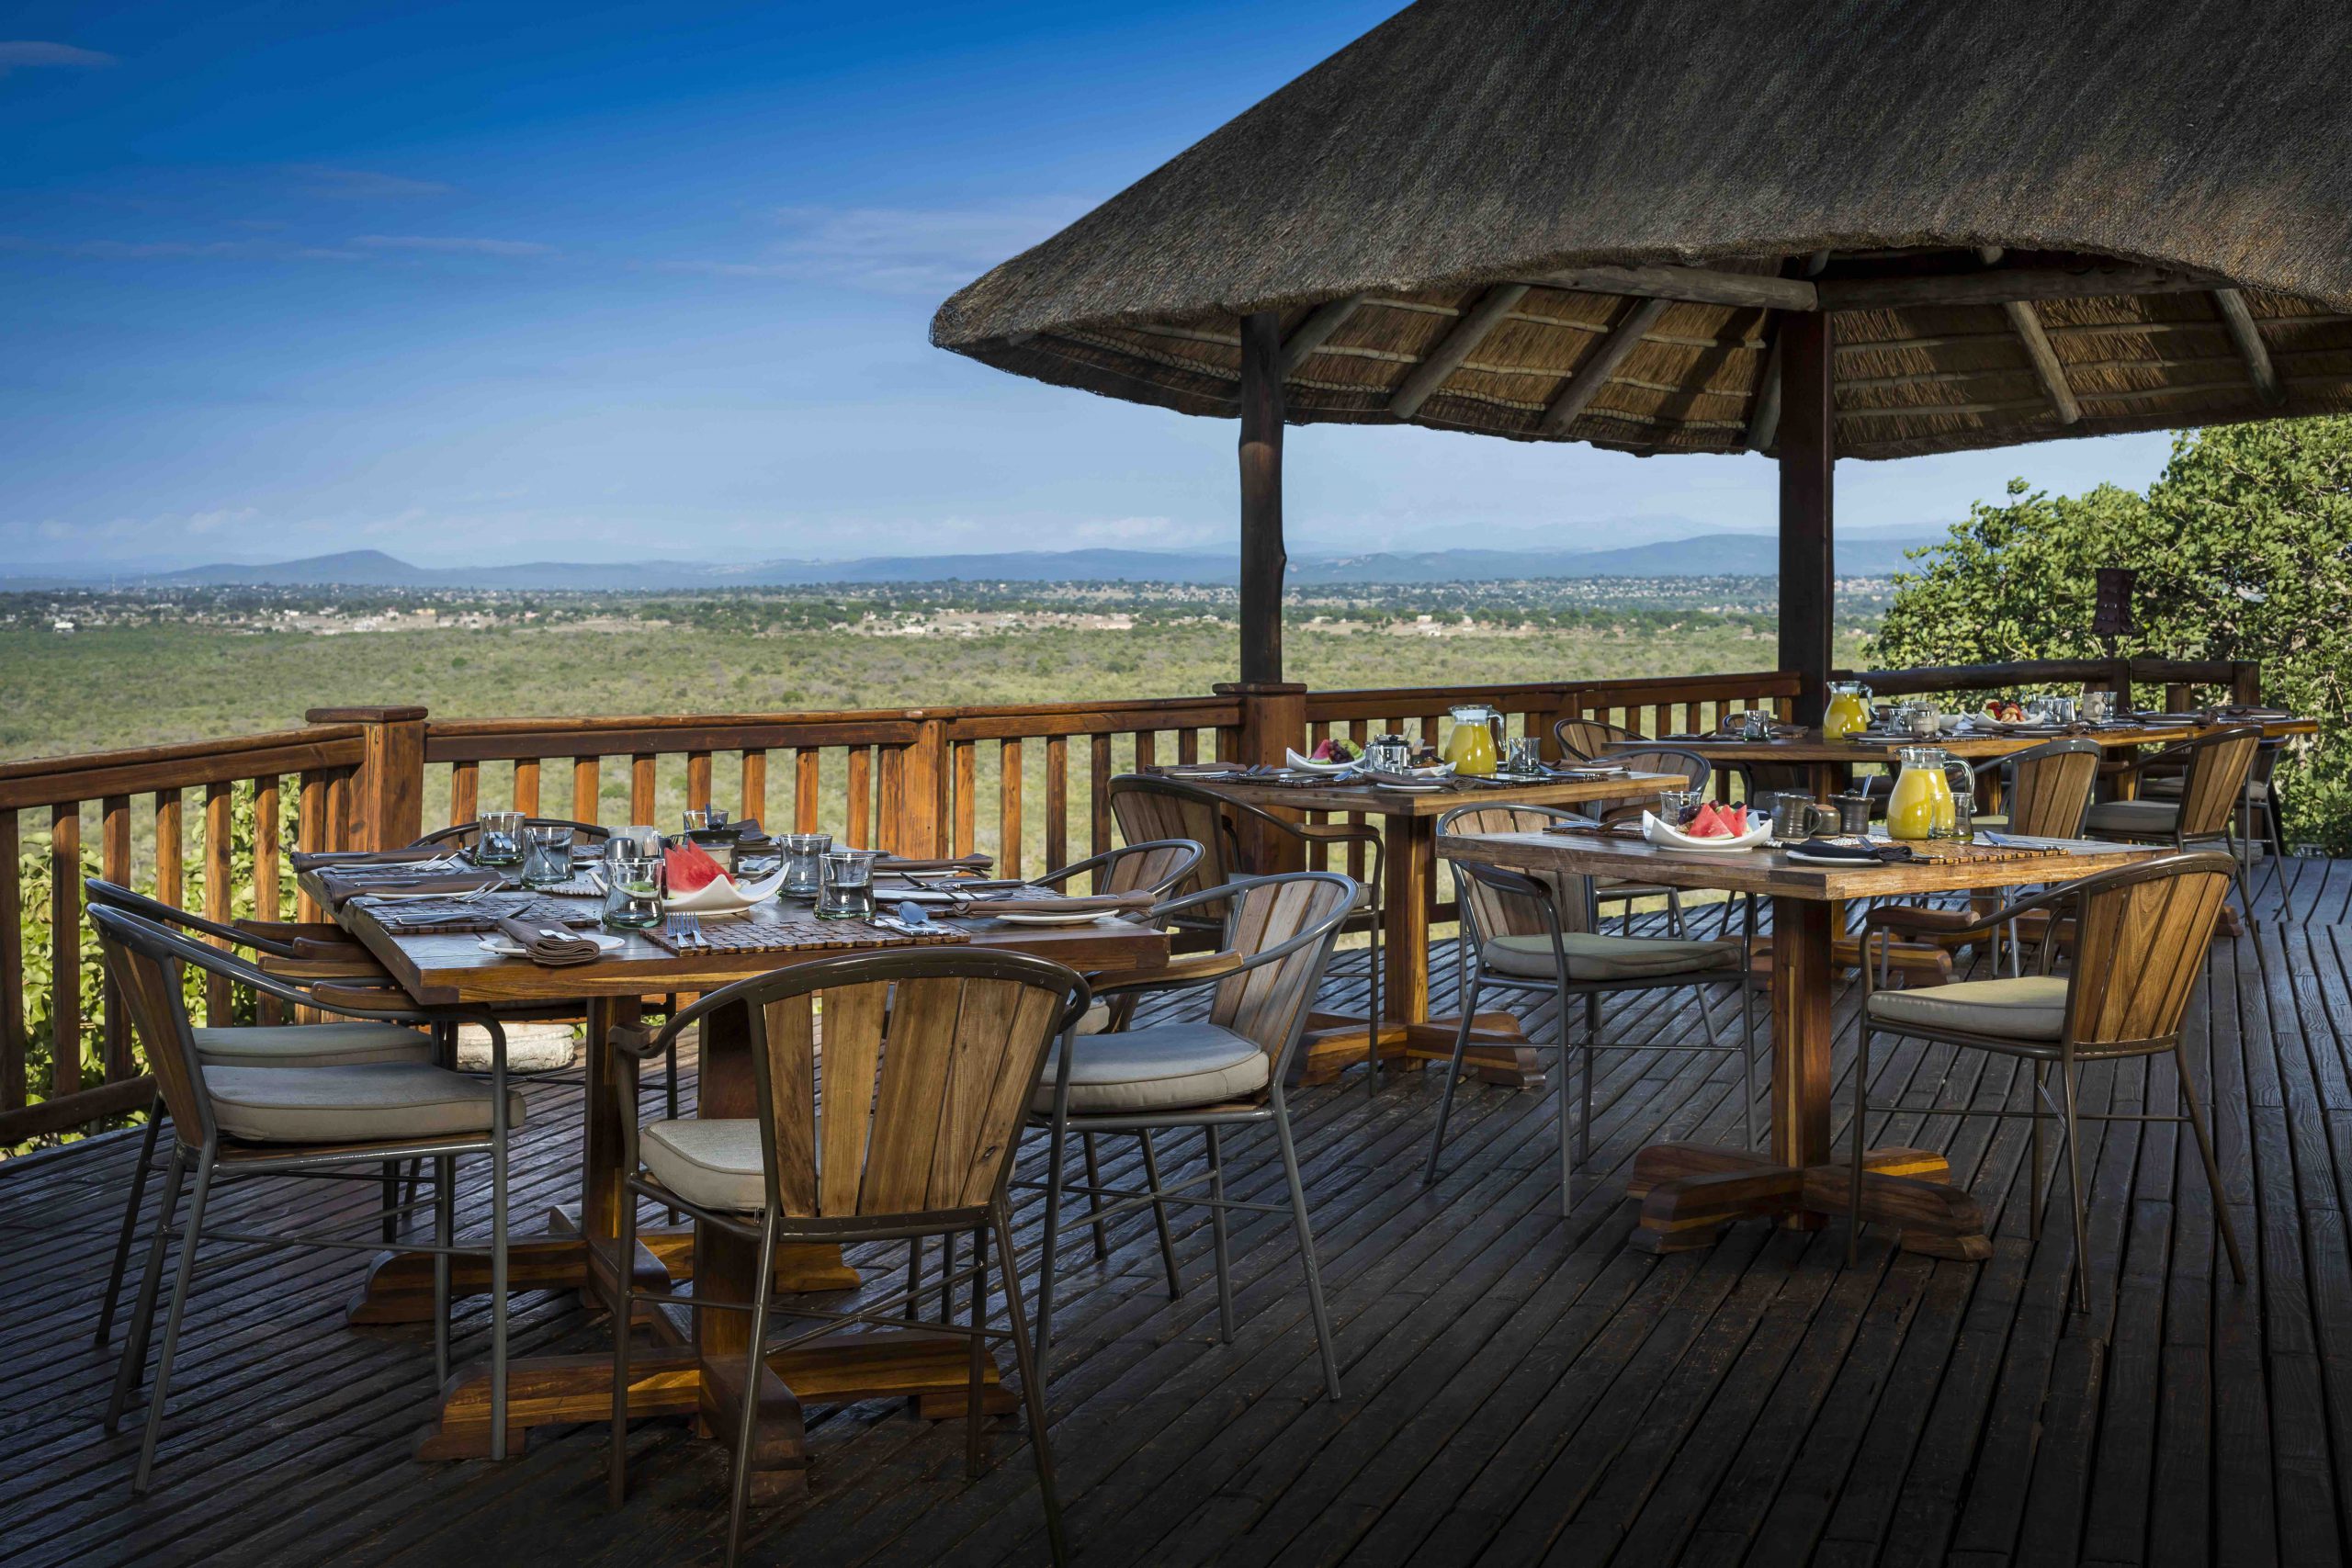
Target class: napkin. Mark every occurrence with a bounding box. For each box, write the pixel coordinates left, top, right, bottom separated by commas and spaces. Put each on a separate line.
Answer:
960, 892, 1157, 918
1791, 838, 1904, 863
329, 872, 506, 907
492, 916, 602, 966
291, 847, 448, 871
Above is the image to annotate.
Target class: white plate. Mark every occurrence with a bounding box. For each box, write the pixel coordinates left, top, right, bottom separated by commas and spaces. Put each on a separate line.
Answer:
477, 931, 626, 957
1284, 748, 1364, 773
982, 909, 1124, 927
1784, 848, 1881, 866
1379, 783, 1446, 794
1640, 809, 1773, 852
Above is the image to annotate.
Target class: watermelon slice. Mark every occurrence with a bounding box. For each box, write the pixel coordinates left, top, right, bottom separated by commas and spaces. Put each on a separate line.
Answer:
1689, 801, 1729, 838
663, 840, 729, 896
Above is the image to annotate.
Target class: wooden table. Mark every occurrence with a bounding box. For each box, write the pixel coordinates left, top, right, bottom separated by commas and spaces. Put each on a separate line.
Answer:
1436, 829, 2156, 1256
1196, 772, 1679, 1087
304, 873, 1169, 1492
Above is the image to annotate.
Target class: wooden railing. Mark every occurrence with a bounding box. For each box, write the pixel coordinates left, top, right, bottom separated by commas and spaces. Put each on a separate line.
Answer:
0, 659, 2256, 1146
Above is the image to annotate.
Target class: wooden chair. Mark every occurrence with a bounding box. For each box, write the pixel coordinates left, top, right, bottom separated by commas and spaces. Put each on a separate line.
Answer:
602, 950, 1091, 1568
1108, 773, 1386, 1089
1553, 715, 1643, 761
2084, 725, 2262, 918
1852, 852, 2245, 1311
83, 877, 445, 1348
2137, 735, 2293, 905
412, 815, 612, 850
1589, 745, 1716, 937
89, 904, 519, 1492
1024, 872, 1359, 1399
1429, 805, 1760, 1213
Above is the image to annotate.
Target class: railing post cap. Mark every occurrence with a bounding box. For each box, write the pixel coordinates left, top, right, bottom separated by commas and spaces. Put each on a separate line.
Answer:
306, 705, 429, 724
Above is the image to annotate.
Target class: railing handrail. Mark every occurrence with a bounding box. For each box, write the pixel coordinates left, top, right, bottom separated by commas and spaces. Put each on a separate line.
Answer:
0, 725, 368, 812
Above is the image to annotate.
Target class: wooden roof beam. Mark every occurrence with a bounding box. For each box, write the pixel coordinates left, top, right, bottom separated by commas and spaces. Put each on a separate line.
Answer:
1540, 296, 1670, 437
1746, 327, 1784, 451
2212, 288, 2286, 405
1521, 264, 1816, 311
1389, 284, 1528, 418
1816, 265, 2219, 311
1279, 294, 1366, 377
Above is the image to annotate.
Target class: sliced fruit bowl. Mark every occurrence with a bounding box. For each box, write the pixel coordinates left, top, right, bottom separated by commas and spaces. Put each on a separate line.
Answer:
1639, 804, 1773, 852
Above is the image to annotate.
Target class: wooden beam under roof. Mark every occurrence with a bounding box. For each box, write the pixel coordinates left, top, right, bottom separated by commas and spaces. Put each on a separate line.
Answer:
2212, 288, 2286, 405
1521, 264, 1817, 311
1388, 284, 1527, 418
1746, 325, 1785, 451
1815, 265, 2217, 312
1278, 294, 1365, 377
1539, 296, 1669, 437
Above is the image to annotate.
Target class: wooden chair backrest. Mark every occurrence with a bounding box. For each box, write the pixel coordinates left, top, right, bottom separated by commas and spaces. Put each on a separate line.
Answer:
1110, 777, 1240, 896
1098, 840, 1204, 897
1438, 805, 1593, 941
414, 816, 612, 850
89, 907, 213, 1139
2175, 727, 2262, 838
2061, 853, 2234, 1047
731, 951, 1086, 1221
1998, 739, 2103, 839
1609, 748, 1711, 793
1205, 874, 1357, 1066
1554, 716, 1641, 761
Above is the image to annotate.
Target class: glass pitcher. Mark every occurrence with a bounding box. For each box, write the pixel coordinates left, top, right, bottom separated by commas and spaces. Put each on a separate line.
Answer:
779, 832, 831, 899
1886, 746, 1957, 841
1442, 704, 1502, 776
1823, 680, 1872, 739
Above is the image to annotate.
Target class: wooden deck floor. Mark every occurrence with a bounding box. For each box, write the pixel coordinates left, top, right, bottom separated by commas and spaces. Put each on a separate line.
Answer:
6, 855, 2352, 1566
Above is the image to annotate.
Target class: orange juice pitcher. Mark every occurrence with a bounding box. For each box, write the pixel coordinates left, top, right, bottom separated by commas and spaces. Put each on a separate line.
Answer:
1443, 704, 1501, 776
1886, 746, 1956, 840
1823, 680, 1872, 739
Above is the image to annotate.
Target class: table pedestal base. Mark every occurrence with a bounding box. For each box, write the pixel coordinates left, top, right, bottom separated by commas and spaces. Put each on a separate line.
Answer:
1296, 1010, 1547, 1089
1624, 1141, 1992, 1259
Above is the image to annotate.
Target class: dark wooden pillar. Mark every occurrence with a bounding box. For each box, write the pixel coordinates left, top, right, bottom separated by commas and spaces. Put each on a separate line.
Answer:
1776, 311, 1835, 725
1238, 310, 1285, 685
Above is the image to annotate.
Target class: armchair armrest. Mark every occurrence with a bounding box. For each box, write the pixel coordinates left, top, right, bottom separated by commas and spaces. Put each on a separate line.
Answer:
1086, 950, 1246, 998
608, 1021, 672, 1060
1861, 905, 1983, 942
1294, 819, 1380, 844
255, 952, 397, 984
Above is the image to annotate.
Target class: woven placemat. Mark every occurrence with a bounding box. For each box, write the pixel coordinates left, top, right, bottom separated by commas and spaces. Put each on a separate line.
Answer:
1898, 838, 2067, 864
356, 893, 600, 935
644, 917, 969, 955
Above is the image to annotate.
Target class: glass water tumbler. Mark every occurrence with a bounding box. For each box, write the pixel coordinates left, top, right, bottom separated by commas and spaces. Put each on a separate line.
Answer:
474, 810, 526, 866
781, 833, 832, 898
816, 849, 878, 920
601, 855, 665, 931
520, 824, 575, 888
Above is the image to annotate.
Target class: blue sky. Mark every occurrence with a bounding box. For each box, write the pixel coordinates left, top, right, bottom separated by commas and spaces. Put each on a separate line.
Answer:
2, 2, 2171, 570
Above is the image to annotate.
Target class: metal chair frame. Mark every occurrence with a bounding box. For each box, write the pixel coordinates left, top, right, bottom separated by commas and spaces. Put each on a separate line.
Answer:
1426, 805, 1761, 1213
1021, 872, 1359, 1402
2092, 724, 2264, 920
88, 904, 515, 1493
601, 949, 1092, 1568
1849, 852, 2247, 1312
1552, 715, 1644, 761
412, 814, 613, 850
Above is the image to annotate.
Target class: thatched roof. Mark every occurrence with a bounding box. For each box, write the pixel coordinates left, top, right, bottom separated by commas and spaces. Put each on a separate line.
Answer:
933, 0, 2352, 460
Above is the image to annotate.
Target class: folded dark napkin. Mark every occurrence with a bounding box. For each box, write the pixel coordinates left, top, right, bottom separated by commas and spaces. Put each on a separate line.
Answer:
492, 916, 602, 966
1790, 837, 1910, 863
291, 847, 451, 871
961, 892, 1157, 918
328, 872, 506, 908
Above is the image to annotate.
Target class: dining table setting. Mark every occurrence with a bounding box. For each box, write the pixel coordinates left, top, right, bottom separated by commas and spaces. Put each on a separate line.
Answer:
291, 812, 1172, 1484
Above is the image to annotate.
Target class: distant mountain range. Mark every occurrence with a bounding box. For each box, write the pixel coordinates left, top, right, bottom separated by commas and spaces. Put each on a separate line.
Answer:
8, 534, 1944, 591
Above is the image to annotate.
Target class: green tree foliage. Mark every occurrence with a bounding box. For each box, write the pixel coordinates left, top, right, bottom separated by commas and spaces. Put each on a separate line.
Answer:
1871, 416, 2352, 849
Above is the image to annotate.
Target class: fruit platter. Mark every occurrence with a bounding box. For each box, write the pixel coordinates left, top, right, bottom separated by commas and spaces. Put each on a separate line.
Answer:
661, 839, 787, 916
1284, 737, 1365, 773
1640, 801, 1774, 852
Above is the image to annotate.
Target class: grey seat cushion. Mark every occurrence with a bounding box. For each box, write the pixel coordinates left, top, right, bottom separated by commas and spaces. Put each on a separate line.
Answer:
194, 1021, 435, 1069
1034, 1021, 1271, 1115
205, 1063, 525, 1145
640, 1118, 766, 1212
2084, 798, 2181, 837
2141, 774, 2266, 801
1867, 976, 2070, 1042
1480, 931, 1744, 982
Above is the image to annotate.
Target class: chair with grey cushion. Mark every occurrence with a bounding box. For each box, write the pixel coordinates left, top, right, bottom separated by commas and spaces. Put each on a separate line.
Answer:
1428, 805, 1760, 1213
1849, 853, 2245, 1311
600, 949, 1091, 1567
2085, 725, 2262, 919
89, 904, 520, 1494
1587, 746, 1717, 937
83, 877, 448, 1348
1023, 872, 1358, 1399
2136, 735, 2292, 905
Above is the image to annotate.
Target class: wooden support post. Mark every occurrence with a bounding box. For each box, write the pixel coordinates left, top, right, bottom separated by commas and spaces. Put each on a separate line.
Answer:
1238, 310, 1286, 687
1777, 312, 1835, 726
309, 705, 428, 852
1215, 682, 1310, 874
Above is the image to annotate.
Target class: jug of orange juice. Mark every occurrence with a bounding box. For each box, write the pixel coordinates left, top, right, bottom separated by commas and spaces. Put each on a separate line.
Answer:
1442, 704, 1502, 776
1885, 746, 1957, 840
1823, 680, 1872, 739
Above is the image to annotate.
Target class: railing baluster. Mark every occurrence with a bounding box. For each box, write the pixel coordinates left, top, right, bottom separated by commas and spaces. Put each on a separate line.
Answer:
685, 750, 713, 813
102, 795, 131, 1077
573, 756, 602, 825
450, 760, 479, 829
741, 750, 767, 827
952, 741, 976, 856
253, 775, 283, 1026
514, 757, 541, 816
296, 772, 328, 922
1042, 736, 1065, 874
844, 747, 872, 848
1134, 731, 1156, 772
877, 746, 905, 851
795, 748, 820, 833
1000, 739, 1023, 875
0, 810, 21, 1111
1176, 728, 1198, 765
1091, 734, 1113, 862
630, 754, 657, 824
204, 783, 232, 1026
50, 803, 81, 1101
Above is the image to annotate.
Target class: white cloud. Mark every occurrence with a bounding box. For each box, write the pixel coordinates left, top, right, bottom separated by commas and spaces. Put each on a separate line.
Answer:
664, 198, 1091, 293
288, 164, 453, 200
0, 40, 118, 75
352, 234, 552, 256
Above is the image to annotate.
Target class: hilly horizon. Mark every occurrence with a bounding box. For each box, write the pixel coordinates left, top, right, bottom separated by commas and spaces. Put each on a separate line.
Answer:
6, 532, 1946, 591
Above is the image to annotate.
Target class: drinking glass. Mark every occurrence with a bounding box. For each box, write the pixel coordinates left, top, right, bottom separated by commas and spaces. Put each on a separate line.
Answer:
2081, 689, 2115, 724
1504, 737, 1544, 776
684, 807, 729, 835
607, 824, 663, 863
474, 811, 526, 866
1831, 792, 1874, 835
1946, 787, 1976, 841
601, 854, 665, 931
781, 832, 831, 898
520, 824, 575, 889
816, 849, 878, 920
1658, 787, 1704, 825
1367, 736, 1411, 773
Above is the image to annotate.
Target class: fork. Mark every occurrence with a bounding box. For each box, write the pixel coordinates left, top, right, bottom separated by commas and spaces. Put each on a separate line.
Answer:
681, 912, 707, 951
